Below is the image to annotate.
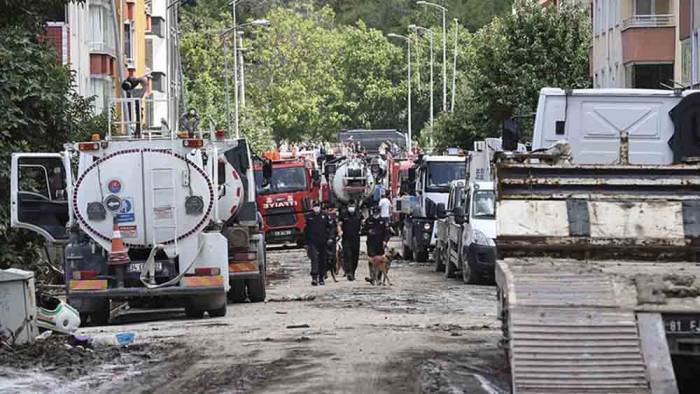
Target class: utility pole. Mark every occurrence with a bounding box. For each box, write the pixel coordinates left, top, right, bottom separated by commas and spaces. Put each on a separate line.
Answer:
388, 33, 412, 146
416, 1, 448, 112
231, 0, 240, 138
451, 18, 458, 113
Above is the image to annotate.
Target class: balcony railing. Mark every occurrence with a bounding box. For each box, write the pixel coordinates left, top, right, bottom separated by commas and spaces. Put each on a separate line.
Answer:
622, 14, 675, 29
89, 41, 115, 56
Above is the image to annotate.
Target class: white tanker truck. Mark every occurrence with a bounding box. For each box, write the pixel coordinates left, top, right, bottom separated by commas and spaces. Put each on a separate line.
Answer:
10, 100, 266, 324
328, 157, 376, 210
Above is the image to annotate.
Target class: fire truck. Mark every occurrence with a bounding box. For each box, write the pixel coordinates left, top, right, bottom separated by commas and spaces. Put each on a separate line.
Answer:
254, 157, 322, 246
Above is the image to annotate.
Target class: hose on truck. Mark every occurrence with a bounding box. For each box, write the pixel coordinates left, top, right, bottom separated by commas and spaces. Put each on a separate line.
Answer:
139, 241, 205, 289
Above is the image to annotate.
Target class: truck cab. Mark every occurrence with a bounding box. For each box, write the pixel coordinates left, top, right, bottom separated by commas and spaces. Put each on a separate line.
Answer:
435, 180, 496, 284
401, 155, 466, 262
253, 157, 321, 246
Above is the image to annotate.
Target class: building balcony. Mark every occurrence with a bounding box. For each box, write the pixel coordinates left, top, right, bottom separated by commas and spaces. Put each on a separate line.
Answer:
621, 19, 675, 65
89, 41, 115, 56
622, 14, 675, 30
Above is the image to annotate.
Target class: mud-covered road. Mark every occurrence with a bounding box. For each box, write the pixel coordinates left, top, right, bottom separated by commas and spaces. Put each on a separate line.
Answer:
1, 240, 510, 393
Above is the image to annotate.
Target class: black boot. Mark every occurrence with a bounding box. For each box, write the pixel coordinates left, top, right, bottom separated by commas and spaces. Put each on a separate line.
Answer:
311, 276, 318, 286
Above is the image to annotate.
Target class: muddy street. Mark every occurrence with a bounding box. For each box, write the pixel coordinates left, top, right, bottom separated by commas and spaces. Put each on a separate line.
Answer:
1, 240, 508, 394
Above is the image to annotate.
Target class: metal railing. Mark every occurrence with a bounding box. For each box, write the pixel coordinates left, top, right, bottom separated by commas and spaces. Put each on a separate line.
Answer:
108, 97, 176, 140
622, 14, 675, 29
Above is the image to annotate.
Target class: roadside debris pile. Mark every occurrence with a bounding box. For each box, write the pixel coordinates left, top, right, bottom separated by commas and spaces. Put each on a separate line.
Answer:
0, 333, 162, 381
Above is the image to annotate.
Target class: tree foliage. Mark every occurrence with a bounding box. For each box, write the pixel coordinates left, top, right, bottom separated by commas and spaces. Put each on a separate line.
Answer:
433, 0, 591, 150
0, 26, 97, 270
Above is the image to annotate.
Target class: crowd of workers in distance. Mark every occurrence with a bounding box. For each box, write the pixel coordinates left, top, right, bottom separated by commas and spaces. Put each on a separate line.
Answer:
303, 191, 394, 286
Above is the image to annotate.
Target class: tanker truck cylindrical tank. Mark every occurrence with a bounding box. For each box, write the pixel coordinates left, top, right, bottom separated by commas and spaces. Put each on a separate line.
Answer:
331, 158, 375, 205
217, 157, 245, 221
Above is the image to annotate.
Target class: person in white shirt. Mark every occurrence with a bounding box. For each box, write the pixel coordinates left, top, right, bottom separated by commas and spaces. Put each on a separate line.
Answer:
378, 190, 392, 220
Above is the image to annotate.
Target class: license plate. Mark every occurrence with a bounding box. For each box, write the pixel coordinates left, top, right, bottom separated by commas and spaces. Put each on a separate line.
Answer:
272, 230, 293, 237
127, 262, 162, 273
664, 314, 700, 335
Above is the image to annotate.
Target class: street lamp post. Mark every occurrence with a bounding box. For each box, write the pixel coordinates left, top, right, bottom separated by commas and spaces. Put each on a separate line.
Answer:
409, 25, 434, 150
451, 18, 458, 113
237, 32, 246, 108
388, 33, 412, 146
416, 1, 447, 113
231, 0, 240, 138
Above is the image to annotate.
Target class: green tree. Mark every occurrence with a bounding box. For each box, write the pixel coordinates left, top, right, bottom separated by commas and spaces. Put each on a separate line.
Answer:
0, 27, 96, 271
433, 0, 590, 150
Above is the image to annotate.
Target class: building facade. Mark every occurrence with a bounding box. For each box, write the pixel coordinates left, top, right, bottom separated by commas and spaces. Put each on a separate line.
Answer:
45, 0, 170, 129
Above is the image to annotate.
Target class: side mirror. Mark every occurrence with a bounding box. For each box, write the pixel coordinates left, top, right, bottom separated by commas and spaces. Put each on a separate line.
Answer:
453, 206, 465, 225
262, 159, 273, 186
311, 169, 321, 187
436, 203, 447, 219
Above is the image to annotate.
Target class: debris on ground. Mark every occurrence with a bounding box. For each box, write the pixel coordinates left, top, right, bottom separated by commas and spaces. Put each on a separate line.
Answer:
267, 294, 316, 302
285, 324, 310, 329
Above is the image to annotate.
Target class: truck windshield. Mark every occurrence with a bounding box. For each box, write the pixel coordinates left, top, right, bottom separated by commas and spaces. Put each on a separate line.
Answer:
472, 190, 495, 219
255, 167, 307, 194
426, 162, 465, 192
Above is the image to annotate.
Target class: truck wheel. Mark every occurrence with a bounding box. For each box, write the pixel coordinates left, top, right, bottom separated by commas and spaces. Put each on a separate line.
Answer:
208, 304, 227, 317
444, 259, 456, 279
403, 244, 413, 260
462, 258, 477, 284
434, 246, 445, 272
246, 276, 266, 303
415, 247, 429, 262
90, 299, 110, 326
228, 280, 247, 303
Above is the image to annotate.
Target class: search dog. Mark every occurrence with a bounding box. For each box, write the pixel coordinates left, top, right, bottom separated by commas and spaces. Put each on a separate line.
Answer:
365, 247, 401, 286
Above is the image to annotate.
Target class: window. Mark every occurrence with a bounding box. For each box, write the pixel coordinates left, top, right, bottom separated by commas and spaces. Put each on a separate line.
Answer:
629, 63, 674, 88
151, 72, 165, 93
124, 21, 134, 64
683, 38, 692, 86
635, 0, 670, 15
151, 16, 165, 38
89, 3, 114, 54
145, 38, 153, 70
89, 76, 112, 115
425, 162, 466, 193
472, 191, 495, 220
254, 167, 308, 194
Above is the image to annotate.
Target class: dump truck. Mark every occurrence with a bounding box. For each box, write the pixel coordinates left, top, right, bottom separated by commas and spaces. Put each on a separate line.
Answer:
10, 97, 267, 323
494, 88, 700, 393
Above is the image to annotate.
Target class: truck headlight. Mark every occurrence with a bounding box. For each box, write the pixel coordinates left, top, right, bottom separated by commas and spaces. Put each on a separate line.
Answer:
473, 230, 495, 247
423, 222, 432, 231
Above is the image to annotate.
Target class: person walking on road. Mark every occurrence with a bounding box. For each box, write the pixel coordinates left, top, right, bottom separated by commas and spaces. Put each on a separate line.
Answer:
363, 207, 391, 283
378, 190, 392, 220
339, 204, 362, 281
305, 201, 331, 286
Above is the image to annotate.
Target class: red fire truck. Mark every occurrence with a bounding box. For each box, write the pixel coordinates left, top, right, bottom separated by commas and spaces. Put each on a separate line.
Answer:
254, 157, 322, 246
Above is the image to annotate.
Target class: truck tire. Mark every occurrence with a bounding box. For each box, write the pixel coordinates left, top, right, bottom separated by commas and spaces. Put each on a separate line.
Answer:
403, 244, 413, 260
228, 280, 247, 303
444, 259, 456, 279
434, 245, 445, 272
246, 276, 266, 302
208, 304, 227, 317
462, 257, 477, 284
415, 246, 429, 262
90, 299, 110, 326
185, 304, 204, 319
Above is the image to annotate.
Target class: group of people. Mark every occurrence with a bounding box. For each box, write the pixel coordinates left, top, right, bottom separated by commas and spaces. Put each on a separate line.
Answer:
303, 192, 393, 286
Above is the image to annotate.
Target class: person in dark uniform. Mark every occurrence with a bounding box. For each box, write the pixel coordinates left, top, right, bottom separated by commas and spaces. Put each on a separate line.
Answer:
304, 201, 330, 286
339, 203, 362, 281
325, 206, 339, 280
363, 206, 391, 283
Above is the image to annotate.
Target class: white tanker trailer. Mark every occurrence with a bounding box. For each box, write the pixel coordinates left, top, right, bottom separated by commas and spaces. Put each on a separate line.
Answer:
329, 157, 376, 208
10, 103, 266, 324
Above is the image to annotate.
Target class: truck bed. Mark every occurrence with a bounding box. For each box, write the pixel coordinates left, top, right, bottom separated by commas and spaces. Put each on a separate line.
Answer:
497, 257, 693, 393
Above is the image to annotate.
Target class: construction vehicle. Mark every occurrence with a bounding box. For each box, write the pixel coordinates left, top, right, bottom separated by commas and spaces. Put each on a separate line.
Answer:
10, 96, 266, 323
328, 157, 376, 211
253, 157, 322, 247
400, 154, 466, 262
434, 180, 496, 284
495, 88, 700, 393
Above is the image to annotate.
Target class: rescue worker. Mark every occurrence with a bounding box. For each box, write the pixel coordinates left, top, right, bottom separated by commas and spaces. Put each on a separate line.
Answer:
363, 206, 391, 283
325, 206, 339, 280
339, 203, 362, 281
304, 201, 330, 286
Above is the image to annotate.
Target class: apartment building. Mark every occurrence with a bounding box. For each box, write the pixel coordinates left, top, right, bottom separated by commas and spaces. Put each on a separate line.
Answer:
45, 0, 170, 128
677, 0, 700, 87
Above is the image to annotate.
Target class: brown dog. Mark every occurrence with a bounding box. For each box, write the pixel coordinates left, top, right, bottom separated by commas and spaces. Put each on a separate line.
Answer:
335, 244, 344, 277
365, 247, 400, 286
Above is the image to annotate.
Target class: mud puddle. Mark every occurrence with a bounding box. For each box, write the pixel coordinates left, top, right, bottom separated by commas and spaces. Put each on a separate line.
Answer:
0, 335, 174, 394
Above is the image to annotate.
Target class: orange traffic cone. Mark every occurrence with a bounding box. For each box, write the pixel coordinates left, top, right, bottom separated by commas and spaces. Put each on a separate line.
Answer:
108, 220, 130, 265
